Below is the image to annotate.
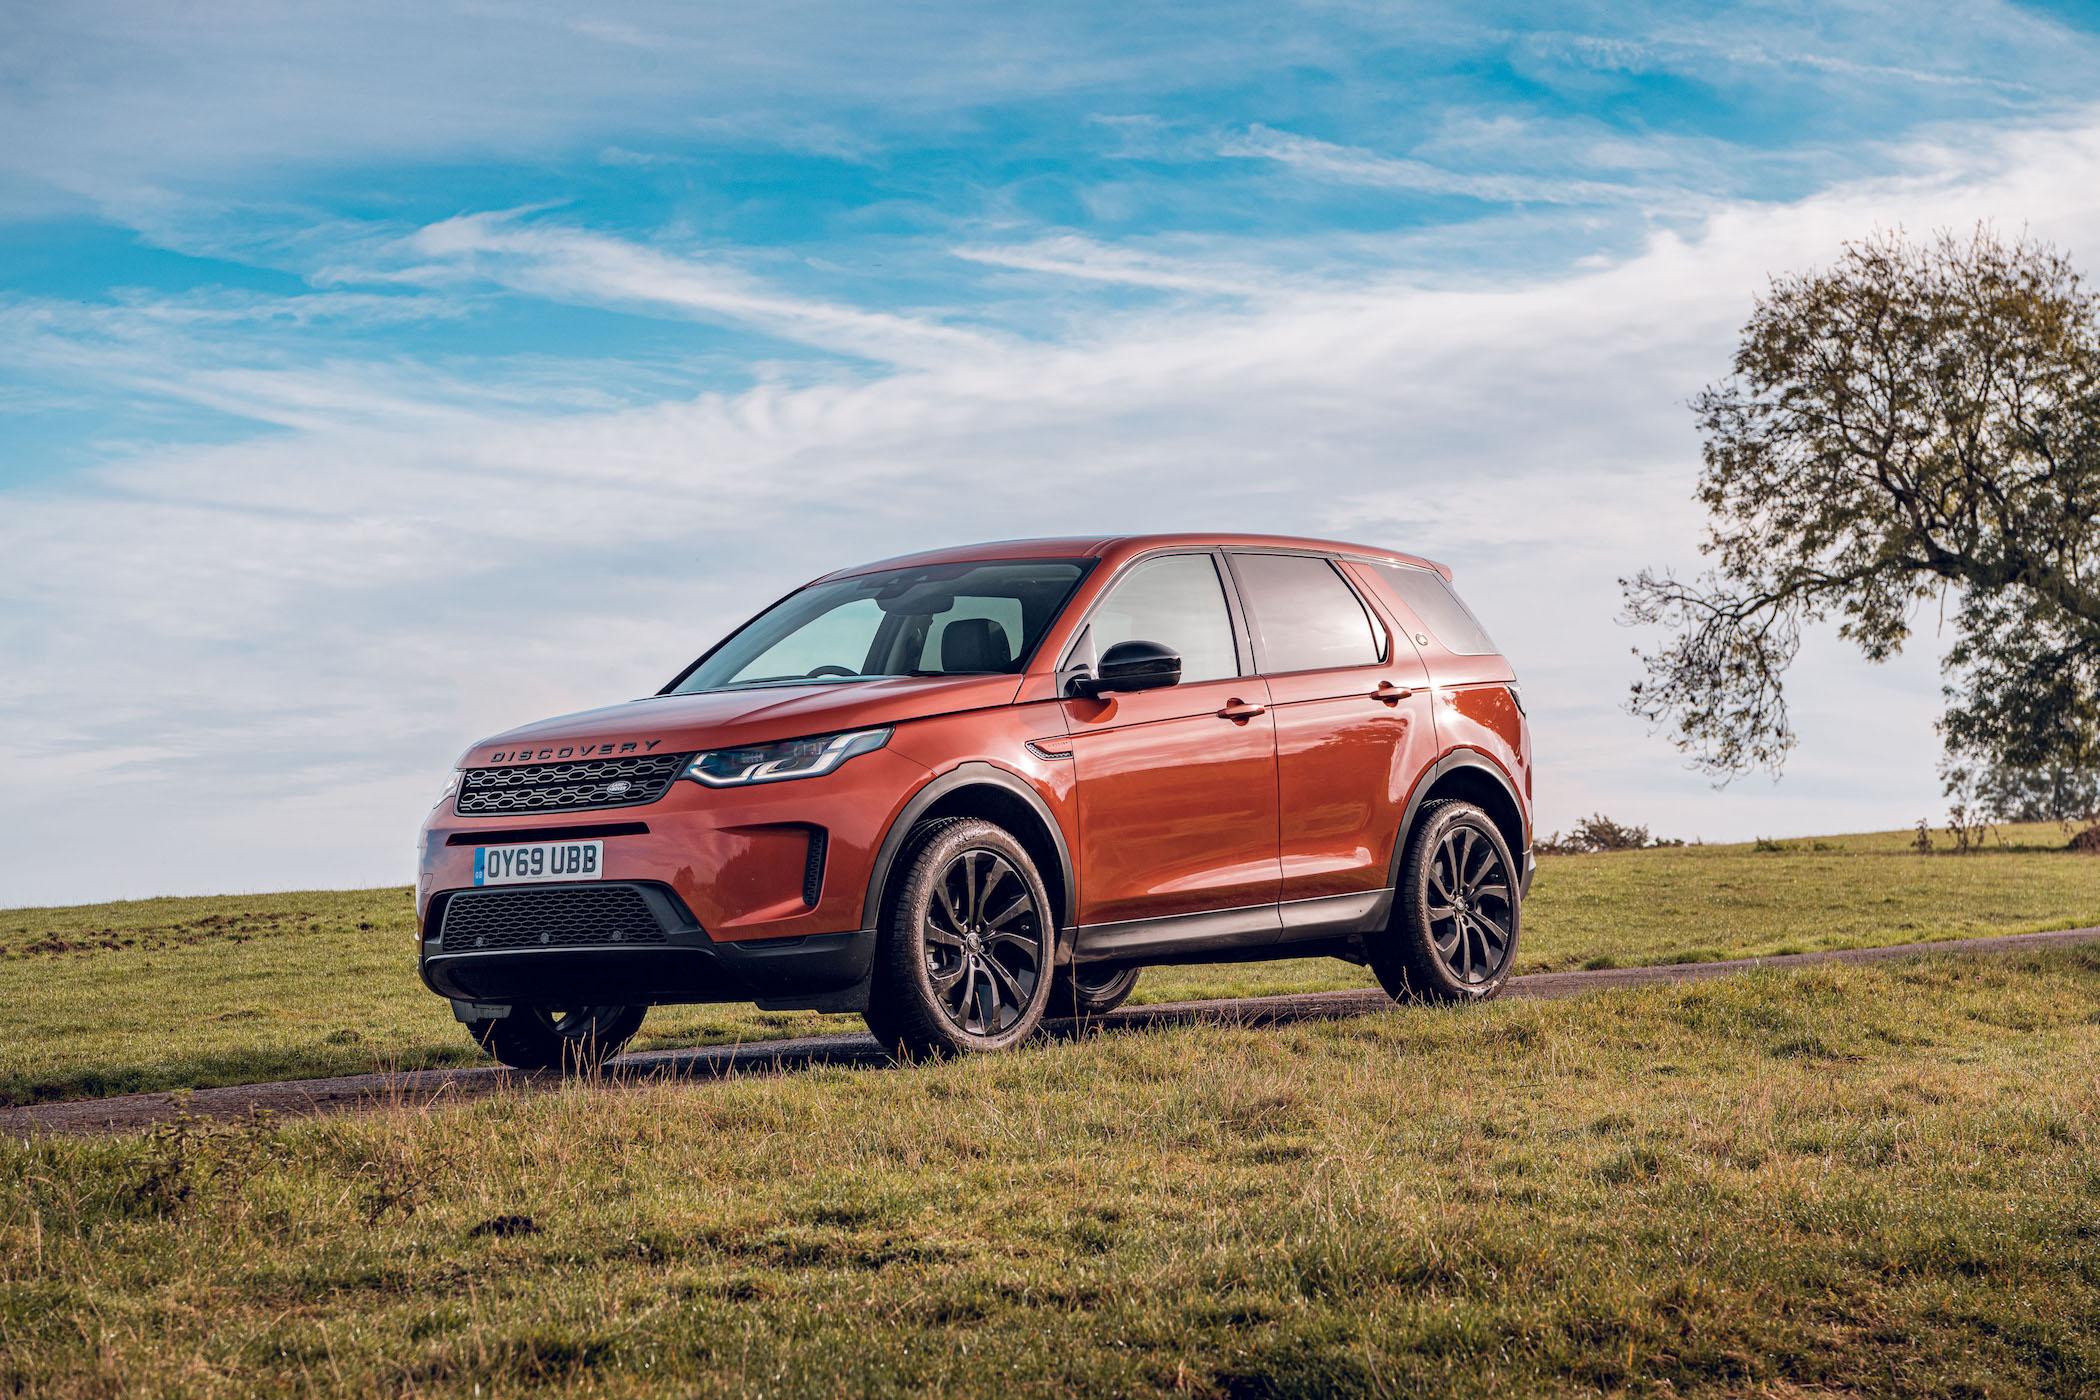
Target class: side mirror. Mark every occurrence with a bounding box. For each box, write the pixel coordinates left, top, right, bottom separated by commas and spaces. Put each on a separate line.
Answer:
1071, 639, 1182, 697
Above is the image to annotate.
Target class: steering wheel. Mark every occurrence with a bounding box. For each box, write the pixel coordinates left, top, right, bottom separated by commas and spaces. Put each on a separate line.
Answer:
805, 665, 858, 679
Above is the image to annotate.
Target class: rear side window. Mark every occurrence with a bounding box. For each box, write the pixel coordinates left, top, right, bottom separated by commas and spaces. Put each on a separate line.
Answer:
1073, 552, 1239, 684
1230, 553, 1383, 674
1372, 563, 1498, 655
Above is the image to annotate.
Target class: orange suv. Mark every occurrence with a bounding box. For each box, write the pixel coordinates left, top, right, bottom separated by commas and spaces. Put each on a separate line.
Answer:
417, 534, 1532, 1066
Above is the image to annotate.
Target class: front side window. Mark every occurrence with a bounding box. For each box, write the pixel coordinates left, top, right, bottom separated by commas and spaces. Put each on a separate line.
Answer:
1068, 552, 1239, 685
1370, 562, 1498, 655
672, 560, 1089, 693
1231, 553, 1383, 673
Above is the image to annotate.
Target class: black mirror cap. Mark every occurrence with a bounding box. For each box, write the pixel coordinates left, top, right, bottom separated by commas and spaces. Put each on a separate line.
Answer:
1077, 638, 1181, 696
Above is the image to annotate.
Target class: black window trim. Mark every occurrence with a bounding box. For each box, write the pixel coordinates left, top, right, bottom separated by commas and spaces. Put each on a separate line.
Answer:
1221, 547, 1393, 679
1053, 547, 1254, 692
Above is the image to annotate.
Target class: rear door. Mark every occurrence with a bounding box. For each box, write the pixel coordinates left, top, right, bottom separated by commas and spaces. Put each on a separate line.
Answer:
1225, 551, 1436, 915
1059, 551, 1281, 930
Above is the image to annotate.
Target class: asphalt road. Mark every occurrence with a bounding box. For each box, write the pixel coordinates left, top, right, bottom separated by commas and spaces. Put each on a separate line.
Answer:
7, 926, 2095, 1137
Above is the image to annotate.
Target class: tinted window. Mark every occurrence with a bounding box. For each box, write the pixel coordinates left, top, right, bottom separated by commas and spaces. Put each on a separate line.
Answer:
674, 560, 1088, 692
1231, 553, 1382, 673
1371, 563, 1497, 655
1074, 553, 1238, 684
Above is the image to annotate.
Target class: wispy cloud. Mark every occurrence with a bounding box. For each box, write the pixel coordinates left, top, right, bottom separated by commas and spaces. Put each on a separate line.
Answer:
950, 234, 1288, 297
1218, 124, 1675, 207
379, 213, 1005, 367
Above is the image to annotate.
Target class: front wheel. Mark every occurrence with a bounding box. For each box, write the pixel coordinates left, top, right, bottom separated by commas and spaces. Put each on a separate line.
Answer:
1369, 799, 1521, 1003
863, 817, 1056, 1058
467, 1004, 646, 1072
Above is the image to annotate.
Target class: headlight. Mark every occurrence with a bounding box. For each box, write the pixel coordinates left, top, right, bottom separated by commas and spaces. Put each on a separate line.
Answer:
435, 770, 462, 807
684, 728, 891, 787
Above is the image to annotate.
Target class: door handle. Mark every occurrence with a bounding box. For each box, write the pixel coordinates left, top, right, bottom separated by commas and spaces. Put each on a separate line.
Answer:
1371, 681, 1413, 705
1217, 699, 1267, 723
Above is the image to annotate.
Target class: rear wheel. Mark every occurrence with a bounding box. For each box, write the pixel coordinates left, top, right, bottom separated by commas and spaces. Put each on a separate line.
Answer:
1049, 964, 1140, 1018
467, 1004, 646, 1072
1369, 799, 1520, 1003
863, 817, 1055, 1058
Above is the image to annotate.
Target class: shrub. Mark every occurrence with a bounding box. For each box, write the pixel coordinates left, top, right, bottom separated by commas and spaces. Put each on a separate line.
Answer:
1537, 814, 1682, 855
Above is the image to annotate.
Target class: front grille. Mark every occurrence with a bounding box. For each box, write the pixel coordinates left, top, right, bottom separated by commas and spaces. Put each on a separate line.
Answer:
437, 885, 670, 952
455, 752, 691, 816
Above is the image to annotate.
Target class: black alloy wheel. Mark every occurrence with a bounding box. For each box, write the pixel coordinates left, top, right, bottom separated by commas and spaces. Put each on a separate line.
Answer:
1369, 798, 1522, 1003
922, 847, 1046, 1035
864, 817, 1057, 1057
1426, 822, 1515, 986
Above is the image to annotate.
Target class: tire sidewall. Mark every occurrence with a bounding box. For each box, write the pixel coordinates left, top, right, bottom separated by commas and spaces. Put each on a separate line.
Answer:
1051, 964, 1141, 1018
886, 819, 1057, 1053
1394, 801, 1521, 1000
474, 1003, 644, 1071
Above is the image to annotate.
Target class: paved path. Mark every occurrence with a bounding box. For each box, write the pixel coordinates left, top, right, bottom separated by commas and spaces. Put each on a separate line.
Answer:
8, 926, 2095, 1137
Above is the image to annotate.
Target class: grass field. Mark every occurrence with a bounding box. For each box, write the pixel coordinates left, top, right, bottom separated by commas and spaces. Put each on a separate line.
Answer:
2, 945, 2096, 1396
2, 824, 2094, 1106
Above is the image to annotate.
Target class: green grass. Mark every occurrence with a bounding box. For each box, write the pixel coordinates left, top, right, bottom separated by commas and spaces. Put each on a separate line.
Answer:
3, 947, 2097, 1396
2, 824, 2093, 1106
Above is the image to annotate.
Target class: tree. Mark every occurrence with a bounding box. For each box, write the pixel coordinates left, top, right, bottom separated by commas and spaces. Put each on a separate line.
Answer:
1622, 229, 2100, 788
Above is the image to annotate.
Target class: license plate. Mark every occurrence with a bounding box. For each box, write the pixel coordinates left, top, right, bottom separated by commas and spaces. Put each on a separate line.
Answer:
473, 840, 604, 886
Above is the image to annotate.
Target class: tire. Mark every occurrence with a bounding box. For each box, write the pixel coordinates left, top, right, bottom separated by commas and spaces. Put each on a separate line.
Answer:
467, 1004, 647, 1072
863, 817, 1057, 1058
1049, 964, 1140, 1018
1369, 799, 1521, 1004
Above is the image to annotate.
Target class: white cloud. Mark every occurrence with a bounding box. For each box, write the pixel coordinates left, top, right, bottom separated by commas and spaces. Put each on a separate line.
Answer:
8, 104, 2100, 904
1218, 124, 1678, 207
386, 213, 1004, 367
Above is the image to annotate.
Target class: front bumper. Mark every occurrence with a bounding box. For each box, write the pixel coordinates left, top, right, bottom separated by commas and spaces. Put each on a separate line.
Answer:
417, 880, 875, 1010
417, 746, 933, 944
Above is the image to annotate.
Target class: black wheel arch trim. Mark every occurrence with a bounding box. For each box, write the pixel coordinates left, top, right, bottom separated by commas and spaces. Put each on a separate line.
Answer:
1388, 748, 1529, 890
859, 761, 1078, 939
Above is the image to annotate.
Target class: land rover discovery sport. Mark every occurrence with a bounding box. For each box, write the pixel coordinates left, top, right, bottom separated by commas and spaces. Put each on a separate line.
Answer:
416, 534, 1532, 1066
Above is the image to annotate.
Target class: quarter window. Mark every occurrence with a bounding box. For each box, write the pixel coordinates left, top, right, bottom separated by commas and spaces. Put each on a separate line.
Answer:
1371, 563, 1498, 655
1231, 553, 1383, 673
1073, 553, 1239, 684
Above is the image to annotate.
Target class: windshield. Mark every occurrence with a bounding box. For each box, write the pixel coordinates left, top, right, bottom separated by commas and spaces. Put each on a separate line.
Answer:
669, 559, 1093, 694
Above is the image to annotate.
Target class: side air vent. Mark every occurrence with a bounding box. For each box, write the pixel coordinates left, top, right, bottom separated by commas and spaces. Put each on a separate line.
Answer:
802, 827, 829, 908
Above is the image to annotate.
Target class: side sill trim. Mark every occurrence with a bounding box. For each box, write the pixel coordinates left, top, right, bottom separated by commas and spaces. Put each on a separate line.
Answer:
1072, 888, 1394, 964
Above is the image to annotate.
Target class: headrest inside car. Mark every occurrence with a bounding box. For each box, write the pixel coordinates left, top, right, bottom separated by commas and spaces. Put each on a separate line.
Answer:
941, 617, 1012, 672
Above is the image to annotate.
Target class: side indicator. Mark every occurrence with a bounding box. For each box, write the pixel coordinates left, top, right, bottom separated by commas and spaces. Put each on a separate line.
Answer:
1026, 738, 1075, 760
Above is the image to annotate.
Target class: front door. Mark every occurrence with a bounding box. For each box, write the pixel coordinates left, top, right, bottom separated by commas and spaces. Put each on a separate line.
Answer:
1059, 551, 1281, 930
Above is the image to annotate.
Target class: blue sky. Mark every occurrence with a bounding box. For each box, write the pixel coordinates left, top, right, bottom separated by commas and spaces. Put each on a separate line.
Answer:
5, 1, 2100, 903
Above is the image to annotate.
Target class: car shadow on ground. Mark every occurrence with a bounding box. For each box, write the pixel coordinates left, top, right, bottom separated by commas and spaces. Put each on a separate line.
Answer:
615, 986, 1397, 1088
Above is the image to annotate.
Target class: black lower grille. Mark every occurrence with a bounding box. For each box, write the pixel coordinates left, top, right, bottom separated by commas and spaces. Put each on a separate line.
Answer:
438, 886, 670, 951
455, 752, 691, 816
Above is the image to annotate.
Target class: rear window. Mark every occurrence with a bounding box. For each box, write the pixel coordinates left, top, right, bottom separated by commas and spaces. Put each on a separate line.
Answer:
1230, 552, 1384, 673
1371, 563, 1498, 655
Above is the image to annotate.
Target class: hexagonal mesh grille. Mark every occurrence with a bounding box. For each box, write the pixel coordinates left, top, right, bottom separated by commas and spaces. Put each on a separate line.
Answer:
438, 885, 671, 951
455, 752, 691, 816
